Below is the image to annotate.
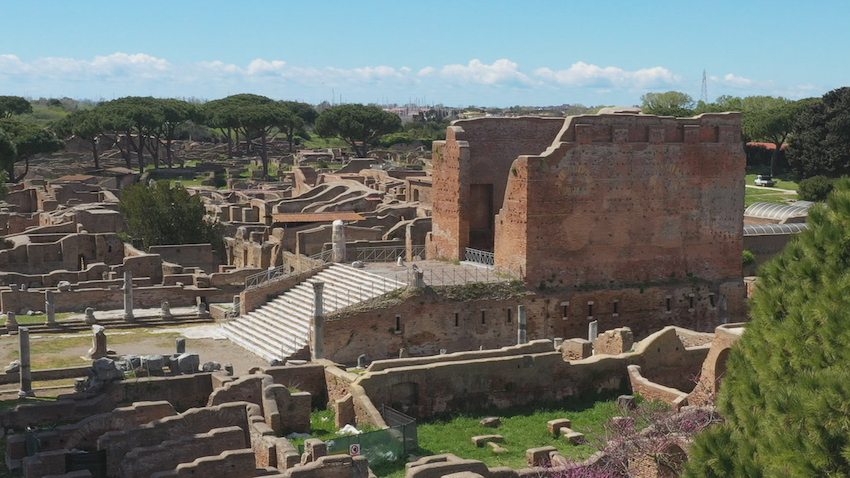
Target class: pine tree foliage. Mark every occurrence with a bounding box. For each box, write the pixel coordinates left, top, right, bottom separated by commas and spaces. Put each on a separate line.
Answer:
685, 179, 850, 477
119, 181, 220, 250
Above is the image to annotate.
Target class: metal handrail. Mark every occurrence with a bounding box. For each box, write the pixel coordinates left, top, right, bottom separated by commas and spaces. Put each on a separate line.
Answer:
244, 250, 333, 291
464, 248, 495, 266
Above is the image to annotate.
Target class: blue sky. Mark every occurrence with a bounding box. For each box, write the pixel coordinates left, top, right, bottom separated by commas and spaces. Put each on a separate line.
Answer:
0, 0, 843, 107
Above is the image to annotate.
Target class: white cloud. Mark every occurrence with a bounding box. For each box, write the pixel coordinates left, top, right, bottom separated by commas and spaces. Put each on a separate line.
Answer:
710, 73, 763, 89
420, 59, 536, 87
533, 62, 679, 88
0, 53, 829, 106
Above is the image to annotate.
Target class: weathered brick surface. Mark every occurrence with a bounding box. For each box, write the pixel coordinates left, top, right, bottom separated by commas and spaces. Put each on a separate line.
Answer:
149, 449, 256, 478
430, 117, 564, 258
492, 114, 744, 285
355, 326, 709, 418
259, 363, 328, 409
428, 113, 746, 335
322, 280, 745, 365
594, 327, 634, 355
120, 426, 246, 478
98, 402, 250, 478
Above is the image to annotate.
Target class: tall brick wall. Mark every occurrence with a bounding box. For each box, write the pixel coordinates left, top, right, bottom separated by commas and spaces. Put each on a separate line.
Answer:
429, 117, 564, 259
494, 113, 745, 286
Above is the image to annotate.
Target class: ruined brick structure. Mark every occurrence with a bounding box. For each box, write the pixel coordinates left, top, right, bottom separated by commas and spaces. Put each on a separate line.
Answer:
429, 113, 746, 333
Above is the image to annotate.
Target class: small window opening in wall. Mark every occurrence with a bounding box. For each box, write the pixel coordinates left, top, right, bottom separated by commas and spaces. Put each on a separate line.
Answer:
665, 296, 672, 313
454, 312, 459, 327
689, 294, 695, 310
709, 293, 717, 309
108, 245, 112, 253
395, 315, 401, 331
588, 304, 593, 317
562, 302, 569, 319
612, 300, 619, 315
481, 310, 486, 324
506, 308, 512, 323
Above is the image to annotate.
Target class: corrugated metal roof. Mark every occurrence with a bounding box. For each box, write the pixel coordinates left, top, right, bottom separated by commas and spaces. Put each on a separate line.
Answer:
744, 202, 809, 220
271, 212, 364, 223
744, 223, 809, 236
789, 200, 815, 209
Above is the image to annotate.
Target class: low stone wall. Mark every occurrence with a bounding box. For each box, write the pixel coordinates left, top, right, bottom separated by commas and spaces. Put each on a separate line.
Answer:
98, 401, 250, 478
0, 365, 91, 385
627, 365, 689, 409
149, 449, 256, 478
366, 340, 554, 372
256, 363, 328, 409
1, 285, 235, 314
121, 425, 246, 478
354, 326, 710, 419
277, 454, 373, 478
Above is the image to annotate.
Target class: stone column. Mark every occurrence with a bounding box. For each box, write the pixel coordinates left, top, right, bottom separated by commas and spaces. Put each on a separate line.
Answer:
18, 327, 33, 398
517, 305, 527, 345
44, 290, 56, 326
331, 220, 346, 263
123, 271, 134, 322
311, 282, 324, 361
588, 320, 598, 343
6, 312, 18, 334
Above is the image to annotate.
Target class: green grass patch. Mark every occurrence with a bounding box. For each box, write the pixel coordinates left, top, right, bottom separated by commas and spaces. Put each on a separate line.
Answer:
287, 409, 380, 448
13, 312, 74, 325
414, 400, 617, 473
745, 188, 798, 207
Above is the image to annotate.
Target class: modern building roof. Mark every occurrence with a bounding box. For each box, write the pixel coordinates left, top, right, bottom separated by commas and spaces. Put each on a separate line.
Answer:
744, 202, 810, 220
789, 200, 816, 209
744, 223, 809, 236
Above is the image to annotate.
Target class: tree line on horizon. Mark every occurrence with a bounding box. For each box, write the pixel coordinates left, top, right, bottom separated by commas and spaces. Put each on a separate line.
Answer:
2, 88, 850, 183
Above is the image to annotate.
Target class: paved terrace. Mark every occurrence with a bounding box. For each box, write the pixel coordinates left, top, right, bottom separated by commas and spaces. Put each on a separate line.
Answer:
360, 259, 519, 287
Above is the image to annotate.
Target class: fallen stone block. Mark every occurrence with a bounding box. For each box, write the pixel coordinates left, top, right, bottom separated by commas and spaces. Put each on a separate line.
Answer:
487, 442, 508, 454
479, 417, 501, 428
547, 418, 571, 436
526, 446, 557, 466
560, 428, 586, 445
471, 435, 504, 447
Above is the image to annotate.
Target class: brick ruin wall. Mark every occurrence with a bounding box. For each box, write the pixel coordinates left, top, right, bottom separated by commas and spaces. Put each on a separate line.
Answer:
320, 279, 745, 365
354, 326, 710, 418
429, 117, 564, 259
493, 113, 745, 287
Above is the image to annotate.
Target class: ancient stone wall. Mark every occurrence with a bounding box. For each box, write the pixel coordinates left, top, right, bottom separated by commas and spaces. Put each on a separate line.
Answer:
353, 326, 709, 418
1, 284, 233, 315
257, 363, 328, 409
97, 401, 250, 478
149, 449, 256, 478
494, 113, 744, 287
120, 426, 246, 478
429, 117, 564, 258
150, 244, 215, 273
0, 233, 124, 274
321, 280, 744, 365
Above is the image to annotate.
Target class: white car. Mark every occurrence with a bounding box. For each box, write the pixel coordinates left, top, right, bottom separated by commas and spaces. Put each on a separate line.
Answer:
754, 175, 776, 187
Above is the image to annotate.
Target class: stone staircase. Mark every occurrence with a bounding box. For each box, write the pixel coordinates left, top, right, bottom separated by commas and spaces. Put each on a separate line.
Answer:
221, 264, 407, 362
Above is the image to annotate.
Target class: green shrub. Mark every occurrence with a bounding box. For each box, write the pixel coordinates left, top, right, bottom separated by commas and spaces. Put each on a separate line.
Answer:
797, 175, 834, 201
742, 250, 755, 267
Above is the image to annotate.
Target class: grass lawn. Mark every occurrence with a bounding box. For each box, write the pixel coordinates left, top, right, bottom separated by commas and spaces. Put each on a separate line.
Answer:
13, 312, 74, 325
289, 399, 622, 478
745, 188, 798, 207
